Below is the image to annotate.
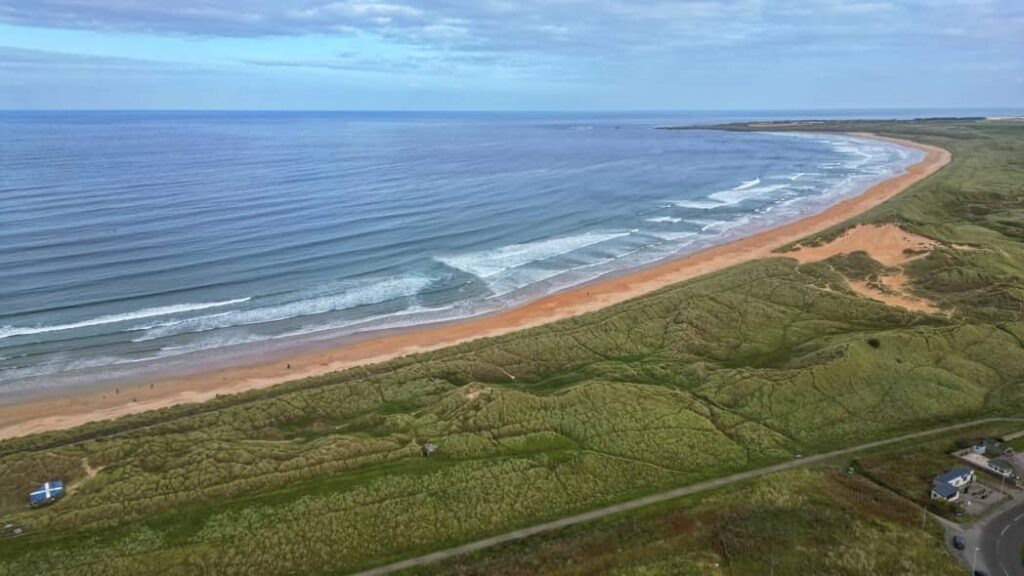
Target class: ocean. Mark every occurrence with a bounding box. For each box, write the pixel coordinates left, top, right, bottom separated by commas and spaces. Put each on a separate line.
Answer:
0, 111, 924, 399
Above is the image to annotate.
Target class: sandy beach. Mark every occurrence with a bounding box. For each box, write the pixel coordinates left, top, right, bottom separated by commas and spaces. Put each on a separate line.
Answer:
0, 133, 951, 441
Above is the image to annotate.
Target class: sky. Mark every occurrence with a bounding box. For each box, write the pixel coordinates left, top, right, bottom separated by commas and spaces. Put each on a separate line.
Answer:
0, 0, 1021, 110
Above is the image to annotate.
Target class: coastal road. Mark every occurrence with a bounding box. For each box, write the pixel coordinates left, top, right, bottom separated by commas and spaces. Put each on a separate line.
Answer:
979, 500, 1024, 576
350, 417, 1023, 576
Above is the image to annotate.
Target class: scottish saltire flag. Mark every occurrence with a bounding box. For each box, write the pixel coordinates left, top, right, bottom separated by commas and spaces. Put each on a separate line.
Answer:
29, 481, 64, 506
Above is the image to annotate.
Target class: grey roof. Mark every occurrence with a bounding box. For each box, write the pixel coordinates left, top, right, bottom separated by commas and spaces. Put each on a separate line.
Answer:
990, 458, 1014, 470
980, 438, 1012, 452
935, 468, 972, 484
932, 483, 959, 498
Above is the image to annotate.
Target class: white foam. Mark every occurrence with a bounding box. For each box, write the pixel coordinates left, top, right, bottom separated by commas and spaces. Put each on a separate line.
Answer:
670, 199, 722, 210
709, 183, 789, 205
135, 275, 433, 341
685, 219, 727, 232
734, 177, 761, 190
645, 231, 699, 242
0, 298, 251, 340
436, 231, 630, 279
646, 216, 683, 223
153, 304, 461, 356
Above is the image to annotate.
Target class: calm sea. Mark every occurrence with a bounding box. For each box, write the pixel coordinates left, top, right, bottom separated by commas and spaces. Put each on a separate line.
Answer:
0, 111, 924, 399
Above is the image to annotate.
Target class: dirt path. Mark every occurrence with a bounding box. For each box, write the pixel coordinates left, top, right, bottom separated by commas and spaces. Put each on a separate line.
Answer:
351, 417, 1023, 576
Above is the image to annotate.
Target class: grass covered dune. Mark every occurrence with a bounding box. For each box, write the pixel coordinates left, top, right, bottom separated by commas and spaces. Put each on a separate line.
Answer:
1, 119, 1023, 575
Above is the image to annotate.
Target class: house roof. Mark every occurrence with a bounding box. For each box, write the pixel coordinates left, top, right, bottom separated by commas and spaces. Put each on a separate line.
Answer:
981, 438, 1011, 452
990, 458, 1014, 470
932, 483, 959, 498
935, 468, 972, 484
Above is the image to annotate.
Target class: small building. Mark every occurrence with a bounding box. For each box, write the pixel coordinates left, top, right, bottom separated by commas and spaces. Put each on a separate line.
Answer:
934, 468, 974, 488
988, 458, 1015, 478
29, 481, 64, 507
931, 482, 961, 501
973, 438, 1013, 456
421, 442, 438, 457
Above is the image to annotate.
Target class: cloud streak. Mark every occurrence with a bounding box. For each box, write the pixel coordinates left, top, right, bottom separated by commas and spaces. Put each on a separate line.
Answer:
3, 1, 1017, 52
0, 0, 1020, 109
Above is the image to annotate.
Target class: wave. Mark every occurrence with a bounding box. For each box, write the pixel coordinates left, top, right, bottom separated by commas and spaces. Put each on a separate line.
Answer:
709, 182, 790, 205
147, 305, 461, 358
644, 231, 699, 242
684, 219, 726, 232
646, 216, 683, 223
435, 231, 631, 279
0, 298, 251, 340
133, 275, 434, 341
734, 177, 761, 190
670, 199, 722, 210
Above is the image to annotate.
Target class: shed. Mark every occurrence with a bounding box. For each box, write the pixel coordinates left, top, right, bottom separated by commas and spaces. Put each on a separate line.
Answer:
29, 481, 65, 507
421, 442, 438, 457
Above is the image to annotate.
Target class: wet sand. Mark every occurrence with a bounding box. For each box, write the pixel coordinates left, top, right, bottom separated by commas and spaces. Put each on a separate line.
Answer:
0, 133, 951, 441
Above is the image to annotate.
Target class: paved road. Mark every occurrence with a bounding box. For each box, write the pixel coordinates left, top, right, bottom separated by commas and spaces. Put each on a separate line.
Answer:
351, 417, 1023, 576
979, 500, 1024, 576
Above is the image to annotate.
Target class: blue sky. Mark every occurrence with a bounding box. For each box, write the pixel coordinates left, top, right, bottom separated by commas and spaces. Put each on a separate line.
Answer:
0, 0, 1021, 110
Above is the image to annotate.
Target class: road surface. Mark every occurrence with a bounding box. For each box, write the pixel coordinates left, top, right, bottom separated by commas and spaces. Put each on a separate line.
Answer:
350, 417, 1023, 576
979, 499, 1024, 576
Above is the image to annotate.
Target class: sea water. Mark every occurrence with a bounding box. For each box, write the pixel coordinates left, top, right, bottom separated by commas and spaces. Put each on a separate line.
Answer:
0, 111, 923, 398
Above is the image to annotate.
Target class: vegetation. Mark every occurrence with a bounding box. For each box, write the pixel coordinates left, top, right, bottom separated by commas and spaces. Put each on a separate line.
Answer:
854, 422, 1021, 518
1, 119, 1022, 575
401, 467, 961, 576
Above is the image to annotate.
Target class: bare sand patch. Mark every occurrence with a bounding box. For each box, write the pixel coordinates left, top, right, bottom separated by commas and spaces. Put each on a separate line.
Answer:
847, 275, 940, 314
789, 224, 937, 267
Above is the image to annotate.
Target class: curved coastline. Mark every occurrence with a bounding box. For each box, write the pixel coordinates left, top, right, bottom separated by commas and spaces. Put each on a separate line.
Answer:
0, 132, 951, 440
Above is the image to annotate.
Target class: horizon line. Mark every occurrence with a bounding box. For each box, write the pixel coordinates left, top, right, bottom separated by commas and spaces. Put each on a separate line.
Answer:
1, 106, 1021, 114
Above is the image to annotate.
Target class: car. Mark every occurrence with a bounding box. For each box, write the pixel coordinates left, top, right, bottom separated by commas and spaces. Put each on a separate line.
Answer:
974, 571, 988, 576
953, 535, 966, 550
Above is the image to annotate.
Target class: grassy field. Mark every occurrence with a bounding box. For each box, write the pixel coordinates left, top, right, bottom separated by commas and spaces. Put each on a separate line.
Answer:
400, 467, 960, 576
400, 422, 1023, 575
0, 119, 1022, 575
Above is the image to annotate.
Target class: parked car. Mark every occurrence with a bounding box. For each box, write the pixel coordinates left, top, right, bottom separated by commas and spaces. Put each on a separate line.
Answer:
953, 535, 966, 550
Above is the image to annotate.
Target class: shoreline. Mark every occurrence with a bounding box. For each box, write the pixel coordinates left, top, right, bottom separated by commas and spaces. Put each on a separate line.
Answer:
0, 132, 951, 441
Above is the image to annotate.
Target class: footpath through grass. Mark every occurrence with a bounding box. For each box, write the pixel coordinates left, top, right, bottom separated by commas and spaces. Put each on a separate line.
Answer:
1, 119, 1023, 575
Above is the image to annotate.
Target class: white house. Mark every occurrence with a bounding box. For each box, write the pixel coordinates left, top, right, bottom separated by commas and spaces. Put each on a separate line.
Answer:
930, 468, 974, 502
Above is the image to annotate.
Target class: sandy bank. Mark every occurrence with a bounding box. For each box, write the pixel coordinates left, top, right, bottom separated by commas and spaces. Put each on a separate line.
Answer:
0, 133, 951, 441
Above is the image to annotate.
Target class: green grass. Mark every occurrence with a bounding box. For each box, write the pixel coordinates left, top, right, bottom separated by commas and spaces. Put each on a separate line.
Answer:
399, 467, 961, 576
1, 119, 1023, 575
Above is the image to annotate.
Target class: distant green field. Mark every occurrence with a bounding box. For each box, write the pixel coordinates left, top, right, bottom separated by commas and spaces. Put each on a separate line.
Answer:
1, 119, 1022, 575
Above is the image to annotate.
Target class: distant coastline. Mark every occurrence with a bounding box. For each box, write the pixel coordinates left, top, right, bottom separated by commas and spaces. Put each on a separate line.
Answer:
0, 132, 950, 440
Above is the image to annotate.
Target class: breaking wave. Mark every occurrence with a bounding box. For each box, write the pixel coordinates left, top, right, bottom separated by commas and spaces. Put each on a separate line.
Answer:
435, 231, 630, 279
0, 298, 251, 340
